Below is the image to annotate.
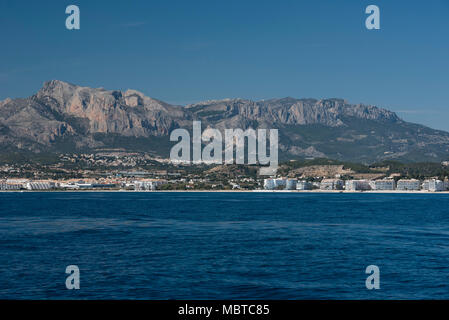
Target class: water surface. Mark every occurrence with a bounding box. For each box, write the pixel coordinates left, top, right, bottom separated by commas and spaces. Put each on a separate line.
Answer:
1, 192, 449, 299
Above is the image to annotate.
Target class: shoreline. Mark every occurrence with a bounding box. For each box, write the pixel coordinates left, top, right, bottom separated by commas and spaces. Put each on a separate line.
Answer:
1, 189, 449, 194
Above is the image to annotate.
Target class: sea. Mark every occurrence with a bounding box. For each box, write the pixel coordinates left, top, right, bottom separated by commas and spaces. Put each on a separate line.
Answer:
1, 191, 449, 299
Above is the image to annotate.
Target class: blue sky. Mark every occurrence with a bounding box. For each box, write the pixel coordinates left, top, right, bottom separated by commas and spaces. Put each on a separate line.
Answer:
0, 0, 448, 130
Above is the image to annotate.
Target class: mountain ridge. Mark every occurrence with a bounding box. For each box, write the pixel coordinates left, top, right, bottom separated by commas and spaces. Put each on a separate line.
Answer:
1, 80, 448, 163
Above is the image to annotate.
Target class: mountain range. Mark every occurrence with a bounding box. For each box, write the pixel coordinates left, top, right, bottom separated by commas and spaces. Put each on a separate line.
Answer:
1, 80, 448, 163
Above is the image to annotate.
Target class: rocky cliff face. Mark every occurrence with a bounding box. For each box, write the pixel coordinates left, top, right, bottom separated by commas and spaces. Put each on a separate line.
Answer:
34, 80, 187, 136
0, 80, 448, 162
187, 97, 400, 129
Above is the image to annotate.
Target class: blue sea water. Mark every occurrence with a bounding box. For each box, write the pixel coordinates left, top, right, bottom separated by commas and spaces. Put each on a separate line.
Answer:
1, 191, 449, 299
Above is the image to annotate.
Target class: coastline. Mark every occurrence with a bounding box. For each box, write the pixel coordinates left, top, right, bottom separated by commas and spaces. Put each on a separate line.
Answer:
1, 189, 449, 194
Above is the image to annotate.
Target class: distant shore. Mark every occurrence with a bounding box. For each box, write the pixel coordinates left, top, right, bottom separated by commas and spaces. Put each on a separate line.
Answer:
254, 189, 449, 194
1, 189, 449, 194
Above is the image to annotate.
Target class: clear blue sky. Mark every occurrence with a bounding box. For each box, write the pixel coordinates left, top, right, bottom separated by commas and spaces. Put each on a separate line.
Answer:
1, 0, 448, 130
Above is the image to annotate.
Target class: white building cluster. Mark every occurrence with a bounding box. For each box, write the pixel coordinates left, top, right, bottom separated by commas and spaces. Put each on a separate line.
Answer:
263, 177, 449, 192
0, 178, 167, 191
0, 183, 22, 190
126, 180, 168, 191
263, 178, 286, 190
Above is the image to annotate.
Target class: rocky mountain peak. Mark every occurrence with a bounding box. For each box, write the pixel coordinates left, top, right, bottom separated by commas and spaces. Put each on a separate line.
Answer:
0, 97, 12, 108
37, 80, 79, 98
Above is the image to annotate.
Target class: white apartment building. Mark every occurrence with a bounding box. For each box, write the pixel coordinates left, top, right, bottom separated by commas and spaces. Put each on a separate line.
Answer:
396, 179, 420, 191
345, 180, 371, 191
320, 179, 344, 190
274, 178, 287, 188
263, 178, 275, 190
263, 178, 288, 190
285, 179, 297, 190
0, 183, 22, 190
422, 179, 445, 192
134, 180, 167, 191
369, 179, 395, 190
26, 181, 56, 190
60, 183, 80, 189
296, 181, 312, 190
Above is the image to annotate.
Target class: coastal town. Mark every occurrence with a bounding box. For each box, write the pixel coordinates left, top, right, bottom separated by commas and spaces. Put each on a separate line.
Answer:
0, 155, 449, 192
1, 176, 449, 192
1, 152, 449, 192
